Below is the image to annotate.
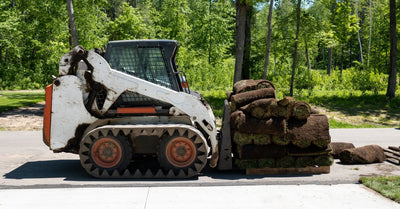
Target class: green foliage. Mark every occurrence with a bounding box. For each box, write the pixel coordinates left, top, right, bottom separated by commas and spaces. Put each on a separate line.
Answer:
0, 91, 44, 113
0, 0, 398, 103
106, 2, 155, 40
360, 176, 400, 203
200, 90, 227, 118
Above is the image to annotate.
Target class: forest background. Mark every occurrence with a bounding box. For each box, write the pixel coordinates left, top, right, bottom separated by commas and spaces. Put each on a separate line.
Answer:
1, 0, 400, 127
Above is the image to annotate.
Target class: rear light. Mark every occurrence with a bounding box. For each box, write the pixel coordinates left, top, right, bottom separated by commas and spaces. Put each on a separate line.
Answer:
43, 84, 53, 147
177, 72, 190, 93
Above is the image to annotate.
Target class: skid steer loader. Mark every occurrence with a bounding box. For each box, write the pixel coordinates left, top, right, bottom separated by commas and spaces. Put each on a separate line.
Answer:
43, 40, 232, 178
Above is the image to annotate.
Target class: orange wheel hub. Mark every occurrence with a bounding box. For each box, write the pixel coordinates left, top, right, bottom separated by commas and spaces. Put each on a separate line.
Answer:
165, 137, 196, 168
91, 138, 122, 168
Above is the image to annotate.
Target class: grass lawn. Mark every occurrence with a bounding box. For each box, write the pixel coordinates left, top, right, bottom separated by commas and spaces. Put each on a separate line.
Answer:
360, 176, 400, 203
0, 91, 45, 113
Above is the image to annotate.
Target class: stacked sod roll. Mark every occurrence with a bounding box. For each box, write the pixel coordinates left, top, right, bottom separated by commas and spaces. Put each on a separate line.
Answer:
229, 79, 333, 170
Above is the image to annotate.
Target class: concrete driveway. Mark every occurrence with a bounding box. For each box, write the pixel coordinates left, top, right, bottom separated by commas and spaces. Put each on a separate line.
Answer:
0, 129, 399, 208
0, 128, 399, 188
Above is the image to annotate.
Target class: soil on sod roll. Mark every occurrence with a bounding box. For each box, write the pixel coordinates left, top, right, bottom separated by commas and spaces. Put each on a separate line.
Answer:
273, 97, 296, 119
230, 88, 276, 111
330, 142, 356, 159
292, 101, 311, 120
339, 145, 385, 164
288, 144, 333, 157
231, 111, 286, 135
233, 79, 275, 94
287, 114, 330, 148
240, 98, 278, 120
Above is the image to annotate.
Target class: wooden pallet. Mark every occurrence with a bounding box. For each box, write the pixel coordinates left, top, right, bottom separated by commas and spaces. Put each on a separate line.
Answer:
383, 146, 400, 165
246, 166, 330, 175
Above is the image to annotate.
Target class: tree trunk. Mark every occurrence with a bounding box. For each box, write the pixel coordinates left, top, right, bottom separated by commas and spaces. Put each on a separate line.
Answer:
273, 39, 277, 74
340, 44, 344, 74
355, 5, 364, 65
386, 0, 397, 98
209, 0, 212, 64
290, 0, 301, 97
305, 38, 310, 70
5, 49, 8, 64
243, 4, 253, 80
327, 47, 333, 75
367, 0, 372, 69
328, 0, 335, 75
67, 0, 79, 47
263, 0, 274, 79
234, 0, 247, 84
357, 27, 364, 65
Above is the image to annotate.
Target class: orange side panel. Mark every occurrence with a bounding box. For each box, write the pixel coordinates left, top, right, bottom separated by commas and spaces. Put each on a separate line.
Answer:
116, 107, 157, 114
43, 84, 53, 147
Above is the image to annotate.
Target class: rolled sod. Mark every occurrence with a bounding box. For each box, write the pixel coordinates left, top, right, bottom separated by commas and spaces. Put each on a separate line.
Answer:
233, 131, 271, 146
233, 79, 275, 94
330, 142, 356, 159
240, 98, 278, 120
231, 110, 286, 135
314, 155, 334, 166
276, 156, 295, 168
235, 159, 258, 169
291, 138, 312, 149
312, 139, 332, 149
233, 132, 253, 147
287, 114, 330, 148
253, 134, 272, 145
240, 144, 288, 159
258, 158, 276, 168
339, 145, 385, 164
272, 97, 296, 119
291, 101, 311, 120
277, 97, 296, 107
288, 145, 333, 157
230, 88, 276, 110
272, 135, 290, 146
295, 157, 315, 168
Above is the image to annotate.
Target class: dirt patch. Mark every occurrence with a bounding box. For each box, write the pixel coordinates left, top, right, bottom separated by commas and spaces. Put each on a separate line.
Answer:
312, 106, 400, 127
0, 102, 44, 131
1, 102, 398, 131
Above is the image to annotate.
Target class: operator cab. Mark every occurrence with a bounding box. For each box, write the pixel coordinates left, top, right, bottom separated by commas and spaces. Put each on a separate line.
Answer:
103, 40, 194, 115
104, 40, 189, 93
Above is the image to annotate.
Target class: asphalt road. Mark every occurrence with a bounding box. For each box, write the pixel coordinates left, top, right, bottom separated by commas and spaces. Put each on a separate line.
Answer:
0, 128, 399, 189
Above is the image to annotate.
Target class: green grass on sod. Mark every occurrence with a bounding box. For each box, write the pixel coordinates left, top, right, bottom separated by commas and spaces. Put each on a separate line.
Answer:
360, 176, 400, 203
0, 91, 45, 113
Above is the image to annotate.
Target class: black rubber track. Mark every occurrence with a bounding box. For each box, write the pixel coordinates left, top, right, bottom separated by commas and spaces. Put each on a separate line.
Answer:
79, 124, 208, 178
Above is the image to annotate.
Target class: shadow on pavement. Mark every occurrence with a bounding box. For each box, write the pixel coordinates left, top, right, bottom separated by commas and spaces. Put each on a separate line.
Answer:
3, 160, 91, 180
3, 160, 203, 182
4, 159, 322, 183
